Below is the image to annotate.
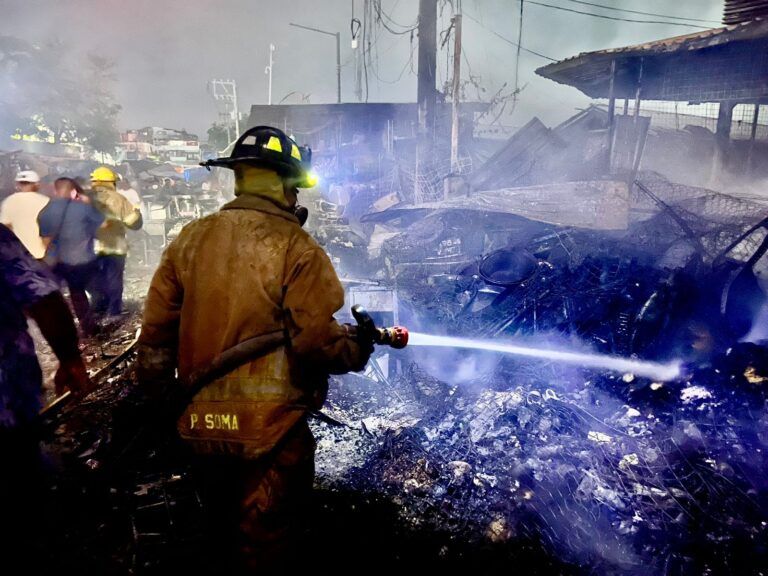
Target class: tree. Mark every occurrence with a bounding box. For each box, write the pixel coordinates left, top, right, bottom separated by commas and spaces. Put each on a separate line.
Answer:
0, 36, 122, 154
78, 54, 122, 155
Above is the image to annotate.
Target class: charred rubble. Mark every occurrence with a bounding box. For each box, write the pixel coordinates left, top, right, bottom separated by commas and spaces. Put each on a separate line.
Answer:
34, 110, 768, 574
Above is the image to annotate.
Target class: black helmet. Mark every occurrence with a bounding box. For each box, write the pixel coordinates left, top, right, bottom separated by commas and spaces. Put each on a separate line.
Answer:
201, 125, 316, 188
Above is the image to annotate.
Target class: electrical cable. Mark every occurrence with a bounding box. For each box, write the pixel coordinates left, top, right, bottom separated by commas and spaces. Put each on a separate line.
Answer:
463, 10, 557, 62
561, 0, 721, 25
373, 0, 418, 35
376, 0, 412, 28
526, 1, 711, 29
371, 40, 416, 84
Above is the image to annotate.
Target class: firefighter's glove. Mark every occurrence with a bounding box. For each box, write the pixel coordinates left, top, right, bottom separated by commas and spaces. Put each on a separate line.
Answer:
342, 323, 374, 372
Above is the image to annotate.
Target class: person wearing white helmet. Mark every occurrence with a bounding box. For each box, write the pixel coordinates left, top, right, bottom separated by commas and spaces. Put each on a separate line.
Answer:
0, 170, 50, 259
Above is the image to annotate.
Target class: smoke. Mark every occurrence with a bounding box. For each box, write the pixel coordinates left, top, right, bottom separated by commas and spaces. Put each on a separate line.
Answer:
0, 0, 724, 139
408, 345, 501, 388
744, 302, 768, 342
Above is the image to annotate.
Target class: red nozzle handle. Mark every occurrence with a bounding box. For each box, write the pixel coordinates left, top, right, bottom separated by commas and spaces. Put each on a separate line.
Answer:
378, 326, 409, 349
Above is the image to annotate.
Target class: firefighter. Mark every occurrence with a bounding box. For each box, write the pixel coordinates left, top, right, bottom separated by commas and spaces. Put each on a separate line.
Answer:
136, 126, 372, 572
88, 166, 143, 319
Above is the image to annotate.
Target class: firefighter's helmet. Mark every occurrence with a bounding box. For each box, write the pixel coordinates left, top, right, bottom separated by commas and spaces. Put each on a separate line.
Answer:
90, 166, 117, 183
201, 126, 316, 188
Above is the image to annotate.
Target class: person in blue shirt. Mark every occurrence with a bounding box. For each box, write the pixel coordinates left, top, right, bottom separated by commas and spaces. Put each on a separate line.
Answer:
38, 177, 105, 336
0, 222, 92, 566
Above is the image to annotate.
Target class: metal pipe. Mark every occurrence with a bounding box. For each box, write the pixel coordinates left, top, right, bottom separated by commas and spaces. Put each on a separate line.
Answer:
336, 31, 341, 103
450, 14, 462, 172
606, 59, 616, 172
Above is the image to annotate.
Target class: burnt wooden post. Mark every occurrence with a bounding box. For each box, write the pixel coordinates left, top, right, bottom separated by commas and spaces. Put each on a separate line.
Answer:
714, 100, 736, 180
632, 57, 644, 125
629, 57, 645, 184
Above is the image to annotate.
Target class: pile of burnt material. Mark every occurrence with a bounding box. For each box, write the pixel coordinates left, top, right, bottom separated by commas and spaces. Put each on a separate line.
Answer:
312, 342, 768, 573
311, 169, 768, 572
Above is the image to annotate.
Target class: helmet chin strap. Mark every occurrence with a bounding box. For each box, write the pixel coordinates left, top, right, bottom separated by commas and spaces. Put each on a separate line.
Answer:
283, 183, 308, 227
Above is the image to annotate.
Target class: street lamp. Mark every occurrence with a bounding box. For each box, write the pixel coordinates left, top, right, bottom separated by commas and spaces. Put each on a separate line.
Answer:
265, 43, 275, 105
289, 22, 341, 104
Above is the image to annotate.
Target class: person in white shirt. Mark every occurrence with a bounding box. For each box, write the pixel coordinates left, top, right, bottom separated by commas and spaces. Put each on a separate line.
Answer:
116, 176, 142, 209
0, 171, 50, 259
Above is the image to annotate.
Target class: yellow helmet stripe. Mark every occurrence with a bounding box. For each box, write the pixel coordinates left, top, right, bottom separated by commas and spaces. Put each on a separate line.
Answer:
264, 136, 283, 153
290, 143, 302, 161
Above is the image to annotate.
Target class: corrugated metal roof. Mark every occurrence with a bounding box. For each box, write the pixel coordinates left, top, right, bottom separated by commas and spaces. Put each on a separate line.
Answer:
535, 18, 768, 101
724, 0, 768, 25
545, 17, 768, 63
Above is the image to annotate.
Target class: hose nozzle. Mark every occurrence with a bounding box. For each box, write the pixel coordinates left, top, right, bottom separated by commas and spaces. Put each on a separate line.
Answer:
377, 325, 409, 349
351, 305, 409, 349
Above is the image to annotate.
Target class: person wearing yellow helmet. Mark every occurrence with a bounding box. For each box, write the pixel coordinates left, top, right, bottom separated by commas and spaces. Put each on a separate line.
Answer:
135, 126, 371, 571
88, 165, 143, 320
90, 166, 118, 183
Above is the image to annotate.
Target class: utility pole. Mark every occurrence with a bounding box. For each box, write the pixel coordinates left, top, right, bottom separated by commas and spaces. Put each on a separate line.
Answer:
336, 30, 341, 104
233, 83, 240, 136
352, 0, 363, 102
450, 14, 462, 173
210, 79, 240, 143
290, 22, 342, 103
265, 43, 276, 105
417, 0, 437, 139
415, 0, 438, 202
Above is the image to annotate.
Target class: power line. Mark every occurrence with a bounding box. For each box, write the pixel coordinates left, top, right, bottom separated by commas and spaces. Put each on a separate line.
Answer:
463, 10, 557, 62
561, 0, 721, 25
371, 36, 416, 84
526, 1, 711, 29
376, 0, 412, 28
373, 0, 418, 35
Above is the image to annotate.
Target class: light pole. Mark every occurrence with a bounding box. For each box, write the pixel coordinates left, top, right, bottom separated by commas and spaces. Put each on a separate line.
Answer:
265, 43, 276, 105
289, 22, 341, 104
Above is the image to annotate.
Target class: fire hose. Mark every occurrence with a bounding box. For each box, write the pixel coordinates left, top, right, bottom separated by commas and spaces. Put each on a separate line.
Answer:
171, 306, 408, 424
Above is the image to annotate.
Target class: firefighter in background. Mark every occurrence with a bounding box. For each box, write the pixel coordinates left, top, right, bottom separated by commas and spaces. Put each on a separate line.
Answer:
88, 166, 143, 318
0, 223, 92, 565
136, 126, 372, 572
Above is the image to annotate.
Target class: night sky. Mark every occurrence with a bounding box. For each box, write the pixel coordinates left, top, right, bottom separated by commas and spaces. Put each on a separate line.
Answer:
0, 0, 724, 137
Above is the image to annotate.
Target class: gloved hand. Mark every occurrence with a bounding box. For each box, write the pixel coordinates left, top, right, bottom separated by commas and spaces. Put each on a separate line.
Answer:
342, 323, 374, 372
55, 357, 94, 398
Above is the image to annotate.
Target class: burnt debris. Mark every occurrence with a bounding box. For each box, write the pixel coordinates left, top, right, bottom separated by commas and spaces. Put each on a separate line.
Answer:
31, 107, 768, 574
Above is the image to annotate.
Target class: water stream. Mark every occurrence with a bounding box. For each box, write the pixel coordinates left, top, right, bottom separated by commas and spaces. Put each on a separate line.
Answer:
408, 332, 682, 381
